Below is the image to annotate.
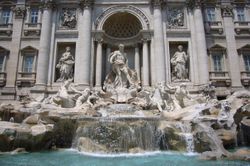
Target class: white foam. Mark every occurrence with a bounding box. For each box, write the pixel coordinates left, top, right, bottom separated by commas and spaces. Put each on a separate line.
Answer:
64, 149, 199, 158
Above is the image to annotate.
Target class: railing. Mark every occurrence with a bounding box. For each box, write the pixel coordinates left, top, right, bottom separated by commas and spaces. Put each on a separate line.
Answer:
209, 71, 230, 78
234, 21, 250, 34
23, 23, 41, 36
209, 71, 231, 86
0, 23, 13, 36
16, 72, 36, 86
0, 72, 6, 86
205, 21, 223, 34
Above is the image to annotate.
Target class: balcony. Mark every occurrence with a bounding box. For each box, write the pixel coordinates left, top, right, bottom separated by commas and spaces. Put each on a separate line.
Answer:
16, 72, 36, 87
23, 23, 41, 37
209, 71, 231, 86
0, 72, 6, 86
205, 21, 223, 34
234, 21, 250, 34
0, 23, 13, 37
241, 71, 250, 86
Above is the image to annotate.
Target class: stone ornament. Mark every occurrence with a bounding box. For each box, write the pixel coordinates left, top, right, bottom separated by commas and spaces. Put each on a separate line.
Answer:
56, 46, 75, 82
167, 8, 184, 28
171, 45, 189, 82
13, 6, 26, 19
79, 0, 95, 9
61, 9, 77, 29
221, 5, 234, 17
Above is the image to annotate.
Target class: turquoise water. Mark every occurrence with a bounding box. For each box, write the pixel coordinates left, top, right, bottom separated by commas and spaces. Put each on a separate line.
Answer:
0, 150, 249, 166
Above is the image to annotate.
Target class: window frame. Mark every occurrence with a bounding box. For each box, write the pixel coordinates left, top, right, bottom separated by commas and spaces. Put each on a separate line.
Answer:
236, 6, 246, 22
1, 8, 11, 24
21, 49, 37, 74
243, 54, 250, 72
0, 50, 7, 72
30, 8, 39, 24
206, 7, 216, 22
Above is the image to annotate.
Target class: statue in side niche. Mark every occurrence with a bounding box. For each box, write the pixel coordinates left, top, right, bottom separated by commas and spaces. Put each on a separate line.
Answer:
171, 45, 189, 81
56, 46, 75, 82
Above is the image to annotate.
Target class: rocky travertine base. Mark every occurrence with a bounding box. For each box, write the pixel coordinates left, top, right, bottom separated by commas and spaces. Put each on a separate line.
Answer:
0, 90, 249, 162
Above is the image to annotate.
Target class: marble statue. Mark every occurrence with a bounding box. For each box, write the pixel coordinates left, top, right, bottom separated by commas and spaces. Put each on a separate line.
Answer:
103, 44, 140, 91
61, 9, 77, 29
171, 45, 189, 81
56, 46, 75, 82
71, 86, 91, 108
51, 79, 75, 108
166, 83, 192, 108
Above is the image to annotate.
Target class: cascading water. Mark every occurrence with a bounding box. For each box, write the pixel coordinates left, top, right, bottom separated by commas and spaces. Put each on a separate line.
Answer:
175, 122, 195, 153
71, 117, 161, 153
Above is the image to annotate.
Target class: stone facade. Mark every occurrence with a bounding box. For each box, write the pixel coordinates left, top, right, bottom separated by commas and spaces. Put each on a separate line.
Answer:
0, 0, 249, 100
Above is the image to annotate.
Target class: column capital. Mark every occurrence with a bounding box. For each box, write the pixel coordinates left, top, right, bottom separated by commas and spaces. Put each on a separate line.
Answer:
221, 5, 234, 17
93, 30, 104, 43
41, 0, 55, 10
141, 30, 152, 42
186, 0, 203, 10
13, 6, 26, 19
151, 0, 166, 8
79, 0, 95, 9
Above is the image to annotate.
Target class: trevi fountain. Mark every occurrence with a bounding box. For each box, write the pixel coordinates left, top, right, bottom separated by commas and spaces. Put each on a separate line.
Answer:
0, 44, 250, 166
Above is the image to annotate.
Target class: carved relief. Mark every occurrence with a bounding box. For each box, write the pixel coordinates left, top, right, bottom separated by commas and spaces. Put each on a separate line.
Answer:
60, 9, 77, 29
167, 7, 184, 28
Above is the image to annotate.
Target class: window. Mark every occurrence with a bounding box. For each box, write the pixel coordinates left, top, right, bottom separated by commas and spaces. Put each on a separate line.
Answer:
206, 7, 216, 21
1, 9, 11, 24
23, 53, 34, 73
30, 8, 39, 24
243, 54, 250, 71
0, 56, 4, 71
236, 7, 245, 21
212, 54, 223, 71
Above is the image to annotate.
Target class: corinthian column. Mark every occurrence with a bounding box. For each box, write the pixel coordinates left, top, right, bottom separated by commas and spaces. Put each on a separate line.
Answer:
75, 0, 94, 87
142, 39, 149, 86
35, 1, 53, 87
152, 0, 166, 83
134, 45, 140, 79
95, 40, 103, 87
221, 5, 241, 87
193, 2, 209, 85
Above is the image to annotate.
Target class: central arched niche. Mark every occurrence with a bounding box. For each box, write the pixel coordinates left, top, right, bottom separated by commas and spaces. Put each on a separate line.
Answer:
103, 12, 142, 39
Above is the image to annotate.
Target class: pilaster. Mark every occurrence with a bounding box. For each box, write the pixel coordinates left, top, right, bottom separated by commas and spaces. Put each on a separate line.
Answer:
4, 3, 25, 99
75, 0, 94, 87
152, 0, 166, 83
221, 5, 242, 87
35, 0, 54, 89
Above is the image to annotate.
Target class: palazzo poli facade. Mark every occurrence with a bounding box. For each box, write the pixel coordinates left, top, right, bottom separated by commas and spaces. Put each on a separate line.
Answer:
0, 0, 249, 100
